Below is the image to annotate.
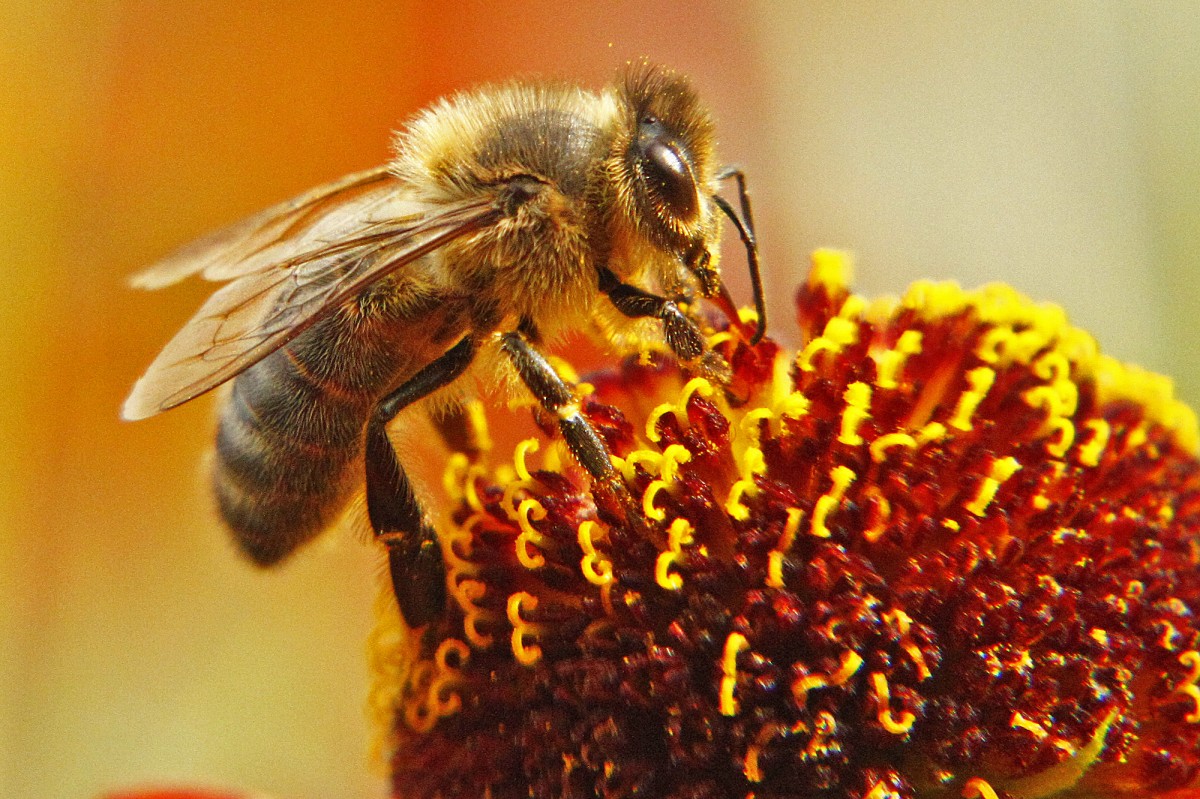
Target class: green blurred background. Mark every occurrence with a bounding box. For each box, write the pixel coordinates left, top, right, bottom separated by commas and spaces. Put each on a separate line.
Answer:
2, 3, 1197, 798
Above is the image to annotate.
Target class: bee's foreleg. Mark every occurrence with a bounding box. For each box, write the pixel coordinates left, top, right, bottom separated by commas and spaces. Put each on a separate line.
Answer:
597, 267, 729, 385
366, 334, 477, 627
597, 266, 706, 362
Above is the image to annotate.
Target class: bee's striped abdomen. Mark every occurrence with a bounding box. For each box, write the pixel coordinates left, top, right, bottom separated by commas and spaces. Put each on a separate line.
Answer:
212, 337, 376, 566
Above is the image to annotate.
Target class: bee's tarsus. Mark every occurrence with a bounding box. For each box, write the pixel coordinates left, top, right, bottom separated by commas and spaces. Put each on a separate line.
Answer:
598, 267, 706, 363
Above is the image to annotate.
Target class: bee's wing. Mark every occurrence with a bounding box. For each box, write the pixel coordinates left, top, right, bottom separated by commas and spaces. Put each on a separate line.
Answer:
122, 182, 500, 421
131, 165, 404, 289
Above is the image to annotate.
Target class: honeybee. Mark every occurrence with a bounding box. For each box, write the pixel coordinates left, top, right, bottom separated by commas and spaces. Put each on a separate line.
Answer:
124, 63, 763, 627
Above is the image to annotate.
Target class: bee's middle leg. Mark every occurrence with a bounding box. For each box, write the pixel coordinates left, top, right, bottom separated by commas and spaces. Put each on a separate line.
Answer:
499, 331, 622, 494
366, 334, 477, 627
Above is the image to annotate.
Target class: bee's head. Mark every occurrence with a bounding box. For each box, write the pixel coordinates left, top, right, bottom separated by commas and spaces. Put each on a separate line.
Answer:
608, 63, 721, 295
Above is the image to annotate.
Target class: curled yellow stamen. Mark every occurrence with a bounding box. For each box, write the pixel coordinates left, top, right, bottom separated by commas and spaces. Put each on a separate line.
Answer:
646, 377, 715, 442
812, 465, 856, 538
777, 390, 810, 421
976, 326, 1016, 364
839, 382, 872, 446
645, 403, 677, 444
1177, 650, 1200, 723
1077, 419, 1111, 467
1025, 381, 1079, 423
805, 711, 838, 758
507, 592, 542, 666
883, 608, 912, 635
726, 447, 766, 521
916, 421, 947, 446
707, 330, 734, 349
655, 518, 695, 590
903, 643, 932, 681
1045, 418, 1076, 458
870, 432, 917, 462
720, 632, 750, 716
743, 722, 783, 783
726, 480, 756, 522
620, 449, 661, 481
426, 672, 461, 717
792, 650, 863, 703
642, 480, 669, 521
515, 498, 548, 569
875, 330, 923, 389
1156, 620, 1180, 651
442, 453, 470, 501
435, 638, 470, 671
950, 367, 996, 431
424, 638, 472, 718
797, 317, 858, 372
462, 464, 488, 513
451, 579, 491, 648
861, 487, 891, 543
619, 443, 693, 483
766, 507, 804, 589
962, 777, 1000, 799
965, 456, 1021, 517
1011, 711, 1050, 740
577, 520, 614, 586
739, 408, 774, 447
659, 444, 692, 482
402, 660, 438, 733
871, 672, 915, 734
513, 438, 539, 482
1033, 351, 1071, 383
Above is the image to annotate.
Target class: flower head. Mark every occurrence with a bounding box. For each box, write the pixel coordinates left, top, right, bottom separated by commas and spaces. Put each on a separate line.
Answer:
370, 251, 1200, 799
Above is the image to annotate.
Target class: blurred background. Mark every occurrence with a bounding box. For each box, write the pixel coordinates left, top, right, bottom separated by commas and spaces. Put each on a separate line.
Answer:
2, 3, 1197, 797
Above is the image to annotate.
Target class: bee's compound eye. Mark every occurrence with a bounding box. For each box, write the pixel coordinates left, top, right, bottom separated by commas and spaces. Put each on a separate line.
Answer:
642, 138, 699, 222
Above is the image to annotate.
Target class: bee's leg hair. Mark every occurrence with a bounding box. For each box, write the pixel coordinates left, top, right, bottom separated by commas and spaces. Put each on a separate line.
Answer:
366, 334, 477, 627
597, 266, 705, 362
713, 166, 765, 344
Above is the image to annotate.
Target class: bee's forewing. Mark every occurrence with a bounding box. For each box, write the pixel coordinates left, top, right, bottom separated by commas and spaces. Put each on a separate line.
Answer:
130, 165, 401, 290
122, 177, 500, 421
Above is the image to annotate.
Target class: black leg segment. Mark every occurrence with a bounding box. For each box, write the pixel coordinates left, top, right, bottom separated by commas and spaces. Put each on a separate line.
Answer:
499, 332, 616, 483
366, 334, 477, 627
714, 166, 766, 344
597, 267, 706, 362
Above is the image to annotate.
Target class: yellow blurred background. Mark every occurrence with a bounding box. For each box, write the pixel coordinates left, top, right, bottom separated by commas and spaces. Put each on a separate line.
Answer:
2, 3, 1197, 798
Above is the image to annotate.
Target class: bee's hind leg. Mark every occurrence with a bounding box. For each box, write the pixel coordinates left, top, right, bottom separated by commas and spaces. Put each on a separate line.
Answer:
366, 334, 477, 627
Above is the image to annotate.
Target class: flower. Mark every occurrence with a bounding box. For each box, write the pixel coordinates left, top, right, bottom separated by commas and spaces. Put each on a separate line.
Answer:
369, 250, 1200, 799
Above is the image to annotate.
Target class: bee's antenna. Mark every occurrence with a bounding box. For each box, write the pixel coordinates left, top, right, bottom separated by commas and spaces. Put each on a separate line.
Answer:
712, 167, 765, 345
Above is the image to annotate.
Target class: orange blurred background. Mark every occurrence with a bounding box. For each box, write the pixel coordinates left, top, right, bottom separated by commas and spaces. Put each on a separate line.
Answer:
2, 4, 1198, 798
